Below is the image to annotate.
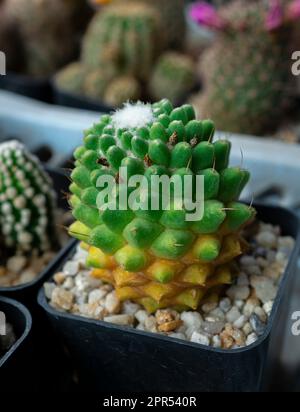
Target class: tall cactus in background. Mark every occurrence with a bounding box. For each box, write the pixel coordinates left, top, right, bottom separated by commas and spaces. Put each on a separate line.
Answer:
68, 100, 255, 313
190, 0, 300, 135
82, 1, 161, 81
0, 141, 58, 256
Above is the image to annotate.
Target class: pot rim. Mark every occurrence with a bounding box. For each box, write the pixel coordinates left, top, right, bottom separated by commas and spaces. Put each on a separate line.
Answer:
38, 203, 300, 355
0, 296, 32, 367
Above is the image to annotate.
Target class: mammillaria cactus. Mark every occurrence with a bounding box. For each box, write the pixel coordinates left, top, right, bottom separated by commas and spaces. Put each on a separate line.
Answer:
149, 52, 197, 104
103, 75, 142, 107
190, 0, 300, 135
81, 1, 161, 81
68, 100, 255, 313
0, 141, 58, 256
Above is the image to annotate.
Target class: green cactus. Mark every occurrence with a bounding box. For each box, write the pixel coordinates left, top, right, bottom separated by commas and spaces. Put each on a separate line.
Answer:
0, 141, 58, 254
68, 99, 255, 312
81, 1, 161, 81
193, 0, 294, 135
103, 75, 142, 107
149, 52, 196, 104
55, 62, 86, 95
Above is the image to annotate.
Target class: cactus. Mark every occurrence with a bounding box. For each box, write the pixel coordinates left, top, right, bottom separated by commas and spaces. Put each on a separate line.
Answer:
104, 75, 142, 107
4, 0, 79, 77
191, 0, 297, 135
81, 1, 161, 81
149, 52, 196, 104
84, 66, 118, 101
55, 62, 86, 95
0, 141, 58, 255
68, 99, 255, 313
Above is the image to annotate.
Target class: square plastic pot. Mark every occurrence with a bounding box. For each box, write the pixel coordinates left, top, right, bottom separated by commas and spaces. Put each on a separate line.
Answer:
38, 204, 300, 392
0, 296, 33, 391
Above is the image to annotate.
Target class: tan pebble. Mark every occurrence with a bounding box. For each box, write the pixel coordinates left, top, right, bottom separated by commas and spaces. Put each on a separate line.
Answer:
231, 328, 246, 346
104, 291, 121, 314
104, 314, 134, 326
145, 316, 157, 332
158, 319, 183, 333
51, 287, 74, 311
243, 322, 253, 336
54, 272, 66, 285
263, 262, 284, 281
155, 309, 179, 325
220, 332, 234, 349
19, 269, 37, 284
7, 256, 27, 274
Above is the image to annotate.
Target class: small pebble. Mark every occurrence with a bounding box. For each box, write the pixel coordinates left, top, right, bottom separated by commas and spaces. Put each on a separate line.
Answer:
122, 301, 141, 316
135, 310, 148, 325
202, 320, 225, 335
226, 286, 250, 301
234, 315, 247, 329
219, 298, 231, 313
180, 311, 203, 329
104, 314, 133, 326
44, 282, 55, 300
63, 261, 79, 277
51, 287, 74, 311
246, 333, 258, 346
256, 231, 277, 248
249, 314, 266, 336
212, 335, 221, 348
243, 322, 253, 336
250, 276, 277, 304
254, 307, 267, 323
263, 301, 273, 317
190, 331, 210, 346
226, 307, 241, 323
201, 302, 218, 313
104, 291, 121, 314
6, 256, 27, 274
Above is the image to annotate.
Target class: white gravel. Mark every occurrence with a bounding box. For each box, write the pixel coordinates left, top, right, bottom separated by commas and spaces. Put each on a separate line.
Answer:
45, 221, 294, 350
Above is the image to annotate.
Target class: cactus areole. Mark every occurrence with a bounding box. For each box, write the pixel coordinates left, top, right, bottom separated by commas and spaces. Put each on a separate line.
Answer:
69, 100, 256, 313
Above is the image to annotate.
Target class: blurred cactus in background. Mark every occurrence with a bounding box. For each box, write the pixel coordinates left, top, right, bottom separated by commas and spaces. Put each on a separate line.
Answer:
190, 0, 300, 136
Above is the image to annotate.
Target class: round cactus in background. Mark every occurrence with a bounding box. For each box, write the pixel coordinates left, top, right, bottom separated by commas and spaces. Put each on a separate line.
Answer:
68, 100, 256, 313
0, 141, 58, 255
104, 75, 142, 107
149, 52, 197, 104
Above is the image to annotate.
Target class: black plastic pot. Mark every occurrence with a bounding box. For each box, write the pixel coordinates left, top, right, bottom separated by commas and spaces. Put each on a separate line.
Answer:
0, 73, 52, 103
52, 82, 113, 113
0, 296, 33, 391
0, 168, 70, 305
38, 204, 300, 392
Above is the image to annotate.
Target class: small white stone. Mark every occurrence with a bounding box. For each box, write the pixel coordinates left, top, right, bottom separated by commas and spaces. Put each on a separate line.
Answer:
240, 255, 256, 267
233, 315, 247, 329
254, 307, 267, 323
246, 333, 258, 346
263, 301, 273, 317
201, 302, 218, 313
212, 335, 222, 348
202, 320, 225, 335
208, 308, 225, 321
256, 231, 277, 248
226, 285, 250, 301
144, 316, 157, 332
104, 314, 133, 326
234, 300, 245, 310
63, 261, 79, 277
169, 332, 186, 341
219, 298, 231, 313
135, 310, 148, 325
19, 269, 36, 284
88, 289, 107, 305
190, 331, 210, 346
250, 276, 278, 304
63, 277, 75, 290
6, 256, 27, 274
104, 291, 121, 314
44, 282, 55, 300
243, 322, 253, 336
226, 307, 241, 323
122, 301, 141, 316
180, 311, 203, 329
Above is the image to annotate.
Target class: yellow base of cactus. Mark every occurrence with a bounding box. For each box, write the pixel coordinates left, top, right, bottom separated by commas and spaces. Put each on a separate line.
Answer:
84, 232, 247, 312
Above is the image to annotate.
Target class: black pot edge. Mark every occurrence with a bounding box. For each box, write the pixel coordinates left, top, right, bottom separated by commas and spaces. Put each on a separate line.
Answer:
0, 167, 73, 295
37, 202, 300, 356
51, 80, 114, 113
0, 296, 32, 367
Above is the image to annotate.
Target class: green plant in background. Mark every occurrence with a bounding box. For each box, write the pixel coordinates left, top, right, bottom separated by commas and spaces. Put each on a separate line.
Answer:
149, 52, 196, 104
190, 0, 300, 135
0, 141, 58, 256
3, 0, 89, 77
55, 62, 86, 96
82, 1, 161, 81
103, 75, 142, 107
68, 99, 255, 313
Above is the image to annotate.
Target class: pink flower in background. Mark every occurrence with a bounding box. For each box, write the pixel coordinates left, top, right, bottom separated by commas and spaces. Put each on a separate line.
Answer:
266, 0, 284, 31
286, 0, 300, 20
190, 1, 226, 30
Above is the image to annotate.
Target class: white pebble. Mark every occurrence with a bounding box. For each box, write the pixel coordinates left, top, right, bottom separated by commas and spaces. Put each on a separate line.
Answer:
169, 332, 186, 341
250, 276, 277, 303
7, 256, 27, 274
226, 285, 250, 301
256, 231, 277, 248
233, 315, 247, 329
122, 301, 141, 316
201, 302, 218, 313
226, 307, 241, 323
88, 289, 107, 305
44, 282, 55, 300
104, 314, 133, 326
246, 333, 258, 346
234, 300, 245, 310
254, 307, 267, 323
243, 322, 253, 336
212, 335, 222, 348
263, 301, 273, 317
63, 261, 79, 277
190, 331, 210, 346
219, 298, 231, 313
135, 310, 148, 325
180, 311, 203, 329
237, 272, 249, 286
104, 291, 121, 314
